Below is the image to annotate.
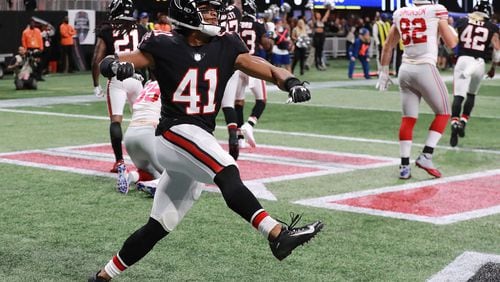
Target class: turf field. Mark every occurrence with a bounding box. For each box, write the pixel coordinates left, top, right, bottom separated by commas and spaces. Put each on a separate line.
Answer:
1, 61, 499, 281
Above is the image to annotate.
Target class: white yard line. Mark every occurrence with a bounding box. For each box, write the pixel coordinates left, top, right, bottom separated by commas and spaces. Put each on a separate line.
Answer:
428, 251, 500, 282
2, 108, 499, 155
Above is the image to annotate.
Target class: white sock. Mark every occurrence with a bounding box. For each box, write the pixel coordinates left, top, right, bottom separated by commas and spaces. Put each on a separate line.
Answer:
399, 140, 412, 159
104, 254, 128, 278
251, 209, 280, 239
425, 130, 442, 148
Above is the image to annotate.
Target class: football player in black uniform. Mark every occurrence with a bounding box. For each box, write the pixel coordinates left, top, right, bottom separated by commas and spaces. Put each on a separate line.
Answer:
89, 0, 322, 280
221, 0, 273, 153
450, 0, 499, 147
91, 0, 148, 175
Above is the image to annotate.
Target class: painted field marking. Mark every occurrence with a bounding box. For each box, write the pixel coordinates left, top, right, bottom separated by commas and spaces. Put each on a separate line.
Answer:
1, 108, 500, 156
295, 169, 500, 224
0, 143, 396, 201
428, 251, 500, 282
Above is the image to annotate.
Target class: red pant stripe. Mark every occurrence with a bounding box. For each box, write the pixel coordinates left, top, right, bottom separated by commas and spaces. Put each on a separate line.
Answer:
163, 130, 224, 174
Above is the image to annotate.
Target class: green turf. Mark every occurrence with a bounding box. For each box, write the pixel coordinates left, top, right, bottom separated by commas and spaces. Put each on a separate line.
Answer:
1, 60, 500, 281
0, 72, 104, 100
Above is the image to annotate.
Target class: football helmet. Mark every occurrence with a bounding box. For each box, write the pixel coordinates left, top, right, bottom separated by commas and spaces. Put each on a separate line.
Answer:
242, 0, 257, 17
108, 0, 134, 21
169, 0, 224, 36
472, 0, 493, 19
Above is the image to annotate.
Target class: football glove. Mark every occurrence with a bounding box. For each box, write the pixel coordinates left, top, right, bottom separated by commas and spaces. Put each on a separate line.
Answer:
100, 55, 135, 81
93, 85, 104, 98
376, 66, 392, 91
284, 77, 311, 103
486, 66, 495, 79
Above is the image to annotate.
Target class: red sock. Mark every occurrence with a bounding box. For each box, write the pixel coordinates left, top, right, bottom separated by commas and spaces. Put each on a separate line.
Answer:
137, 169, 154, 182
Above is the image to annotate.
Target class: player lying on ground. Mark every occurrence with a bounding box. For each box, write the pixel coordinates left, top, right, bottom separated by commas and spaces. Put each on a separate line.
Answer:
377, 0, 458, 179
449, 0, 500, 147
89, 0, 322, 281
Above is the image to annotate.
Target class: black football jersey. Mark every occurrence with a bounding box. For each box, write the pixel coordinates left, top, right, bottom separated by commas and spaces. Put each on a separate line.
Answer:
456, 17, 499, 60
138, 31, 249, 134
220, 5, 242, 33
97, 23, 148, 55
239, 15, 266, 55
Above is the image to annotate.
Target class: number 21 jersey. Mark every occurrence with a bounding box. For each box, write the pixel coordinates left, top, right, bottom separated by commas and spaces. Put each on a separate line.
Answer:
393, 4, 449, 65
97, 23, 148, 55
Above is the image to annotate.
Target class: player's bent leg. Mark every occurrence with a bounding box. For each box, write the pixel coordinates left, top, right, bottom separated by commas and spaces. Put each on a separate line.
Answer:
214, 165, 324, 261
399, 116, 417, 179
91, 217, 169, 281
417, 114, 450, 178
460, 93, 476, 137
109, 118, 124, 173
450, 95, 464, 147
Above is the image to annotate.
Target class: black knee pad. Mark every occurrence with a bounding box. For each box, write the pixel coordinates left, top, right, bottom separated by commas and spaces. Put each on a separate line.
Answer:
110, 122, 122, 141
222, 107, 237, 126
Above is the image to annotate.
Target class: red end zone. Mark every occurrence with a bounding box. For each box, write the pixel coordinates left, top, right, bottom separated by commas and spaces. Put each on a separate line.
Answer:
295, 170, 500, 224
0, 143, 396, 201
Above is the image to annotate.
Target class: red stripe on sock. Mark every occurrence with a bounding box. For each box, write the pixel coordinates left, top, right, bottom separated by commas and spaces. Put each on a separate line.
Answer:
399, 117, 417, 141
163, 131, 224, 174
461, 114, 469, 122
430, 114, 450, 134
112, 255, 127, 271
137, 169, 154, 182
252, 211, 269, 229
227, 123, 238, 130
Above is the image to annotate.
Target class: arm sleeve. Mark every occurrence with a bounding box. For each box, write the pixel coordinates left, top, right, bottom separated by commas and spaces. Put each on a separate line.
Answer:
434, 4, 449, 20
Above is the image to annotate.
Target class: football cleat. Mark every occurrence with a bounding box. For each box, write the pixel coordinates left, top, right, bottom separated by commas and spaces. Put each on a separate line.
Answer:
137, 179, 159, 197
457, 120, 466, 138
399, 165, 411, 179
450, 122, 459, 147
241, 122, 257, 148
116, 163, 129, 194
110, 159, 124, 173
88, 271, 109, 282
415, 153, 442, 178
269, 213, 324, 261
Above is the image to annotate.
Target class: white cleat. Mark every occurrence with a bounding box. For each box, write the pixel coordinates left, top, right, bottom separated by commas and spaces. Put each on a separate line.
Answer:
238, 138, 247, 149
241, 122, 257, 148
116, 164, 129, 194
137, 179, 159, 197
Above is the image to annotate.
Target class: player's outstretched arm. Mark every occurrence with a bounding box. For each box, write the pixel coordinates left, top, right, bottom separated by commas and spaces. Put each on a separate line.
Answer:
235, 53, 310, 103
487, 33, 500, 78
99, 50, 153, 81
438, 20, 458, 49
91, 38, 107, 96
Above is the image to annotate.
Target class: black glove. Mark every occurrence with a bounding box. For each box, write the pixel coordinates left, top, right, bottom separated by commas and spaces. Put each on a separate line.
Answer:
100, 55, 135, 81
284, 77, 311, 103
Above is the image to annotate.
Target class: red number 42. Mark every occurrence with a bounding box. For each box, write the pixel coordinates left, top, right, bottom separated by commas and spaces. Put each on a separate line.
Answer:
400, 18, 427, 45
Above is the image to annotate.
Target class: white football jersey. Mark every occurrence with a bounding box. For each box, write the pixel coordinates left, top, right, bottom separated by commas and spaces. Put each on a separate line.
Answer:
393, 4, 448, 65
131, 80, 161, 125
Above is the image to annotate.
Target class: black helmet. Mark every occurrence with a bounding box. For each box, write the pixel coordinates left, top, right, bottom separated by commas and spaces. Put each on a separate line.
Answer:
473, 0, 493, 19
108, 0, 135, 21
168, 0, 224, 36
242, 0, 257, 17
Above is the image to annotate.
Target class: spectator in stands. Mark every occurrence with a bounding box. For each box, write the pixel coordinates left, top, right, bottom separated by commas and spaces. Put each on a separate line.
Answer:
40, 24, 54, 76
372, 12, 391, 71
24, 0, 36, 11
138, 12, 154, 31
59, 16, 76, 73
271, 17, 292, 71
292, 19, 309, 75
22, 18, 44, 80
345, 16, 356, 60
154, 12, 171, 32
348, 28, 371, 79
311, 8, 330, 70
